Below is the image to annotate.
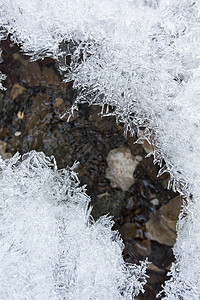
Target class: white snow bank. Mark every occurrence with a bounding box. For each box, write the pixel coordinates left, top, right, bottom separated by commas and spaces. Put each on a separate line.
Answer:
0, 151, 147, 299
1, 0, 199, 193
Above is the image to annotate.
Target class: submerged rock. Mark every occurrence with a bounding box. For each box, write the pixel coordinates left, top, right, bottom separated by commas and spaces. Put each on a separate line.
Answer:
146, 196, 182, 246
106, 147, 141, 191
0, 141, 12, 159
10, 83, 26, 100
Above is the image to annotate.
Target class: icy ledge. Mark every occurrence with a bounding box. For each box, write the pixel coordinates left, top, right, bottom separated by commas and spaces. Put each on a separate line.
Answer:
0, 151, 147, 300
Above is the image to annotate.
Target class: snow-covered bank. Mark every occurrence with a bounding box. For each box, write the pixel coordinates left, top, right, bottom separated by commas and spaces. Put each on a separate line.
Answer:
0, 151, 147, 299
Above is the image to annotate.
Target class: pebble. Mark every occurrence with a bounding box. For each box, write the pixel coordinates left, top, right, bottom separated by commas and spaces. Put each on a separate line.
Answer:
106, 147, 139, 191
150, 198, 159, 206
146, 196, 182, 246
10, 83, 26, 100
14, 131, 22, 137
0, 141, 12, 159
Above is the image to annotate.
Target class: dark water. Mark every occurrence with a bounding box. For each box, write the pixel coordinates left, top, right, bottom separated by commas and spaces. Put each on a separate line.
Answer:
0, 38, 179, 299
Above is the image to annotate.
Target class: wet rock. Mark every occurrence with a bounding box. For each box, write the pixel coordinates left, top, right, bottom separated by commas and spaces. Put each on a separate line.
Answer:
31, 93, 51, 120
92, 190, 125, 220
134, 239, 152, 258
0, 141, 12, 159
10, 83, 26, 100
124, 239, 151, 261
140, 156, 160, 181
0, 128, 9, 140
149, 241, 174, 269
13, 52, 28, 66
124, 196, 136, 210
137, 129, 154, 154
41, 66, 59, 86
53, 97, 64, 109
27, 62, 42, 86
140, 139, 154, 155
147, 273, 165, 285
150, 198, 159, 206
106, 147, 140, 191
146, 196, 182, 246
121, 223, 145, 240
165, 263, 172, 271
147, 263, 165, 274
121, 223, 137, 240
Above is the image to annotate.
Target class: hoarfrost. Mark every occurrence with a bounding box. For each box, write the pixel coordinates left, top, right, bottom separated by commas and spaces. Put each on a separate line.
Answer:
1, 0, 199, 193
0, 50, 6, 90
0, 71, 6, 90
0, 151, 147, 299
1, 0, 200, 298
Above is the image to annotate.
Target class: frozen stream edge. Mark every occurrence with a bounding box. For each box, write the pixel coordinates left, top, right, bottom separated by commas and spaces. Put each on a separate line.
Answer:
0, 151, 147, 299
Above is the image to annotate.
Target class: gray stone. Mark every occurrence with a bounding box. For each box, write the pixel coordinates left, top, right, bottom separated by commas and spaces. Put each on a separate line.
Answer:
146, 196, 182, 246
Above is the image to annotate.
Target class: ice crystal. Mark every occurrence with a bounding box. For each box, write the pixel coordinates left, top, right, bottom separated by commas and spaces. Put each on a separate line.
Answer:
0, 49, 6, 90
1, 0, 199, 194
1, 0, 200, 298
0, 151, 147, 299
0, 71, 6, 90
